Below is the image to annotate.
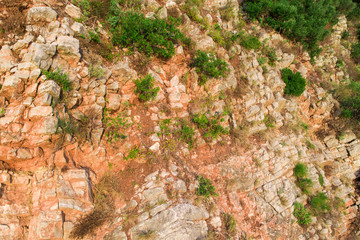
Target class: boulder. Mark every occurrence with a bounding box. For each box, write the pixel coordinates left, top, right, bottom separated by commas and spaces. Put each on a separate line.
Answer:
0, 46, 15, 74
1, 76, 24, 99
38, 80, 61, 99
27, 7, 57, 24
56, 36, 81, 61
65, 4, 82, 19
30, 43, 57, 70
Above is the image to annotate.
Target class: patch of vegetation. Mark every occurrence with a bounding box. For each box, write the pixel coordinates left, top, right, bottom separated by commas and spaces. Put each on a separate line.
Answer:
257, 57, 267, 65
293, 202, 312, 225
333, 197, 346, 211
89, 30, 100, 43
281, 68, 306, 97
306, 139, 316, 149
182, 0, 205, 23
103, 110, 130, 143
223, 213, 237, 236
178, 121, 195, 149
196, 175, 218, 198
192, 50, 230, 85
336, 59, 345, 69
341, 30, 350, 40
310, 192, 331, 214
137, 230, 155, 239
244, 0, 357, 58
219, 1, 235, 21
192, 113, 229, 139
42, 69, 71, 92
240, 34, 262, 51
263, 115, 275, 128
134, 74, 160, 102
208, 24, 240, 50
351, 43, 360, 64
89, 63, 105, 79
109, 11, 188, 59
318, 173, 324, 187
294, 163, 313, 194
125, 146, 140, 160
336, 80, 360, 120
70, 172, 121, 239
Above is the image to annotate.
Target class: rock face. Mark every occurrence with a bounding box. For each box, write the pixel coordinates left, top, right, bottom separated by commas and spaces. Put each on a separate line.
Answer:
130, 204, 209, 240
0, 2, 359, 240
27, 7, 58, 23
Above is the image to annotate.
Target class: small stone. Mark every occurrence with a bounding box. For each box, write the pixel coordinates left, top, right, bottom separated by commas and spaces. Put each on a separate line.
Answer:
27, 7, 57, 23
65, 4, 82, 19
174, 179, 187, 193
38, 80, 61, 99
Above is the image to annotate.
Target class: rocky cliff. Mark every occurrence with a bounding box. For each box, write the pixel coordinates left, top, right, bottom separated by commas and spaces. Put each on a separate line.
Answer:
0, 0, 360, 240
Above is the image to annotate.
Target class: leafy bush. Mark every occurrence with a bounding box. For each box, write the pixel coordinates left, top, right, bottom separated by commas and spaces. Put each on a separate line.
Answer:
134, 74, 160, 102
240, 34, 262, 51
196, 175, 218, 198
89, 64, 105, 78
178, 121, 195, 149
351, 43, 360, 64
192, 50, 230, 85
294, 163, 307, 178
293, 202, 312, 225
244, 0, 355, 58
281, 68, 306, 96
337, 80, 360, 120
125, 146, 140, 160
192, 113, 229, 139
182, 0, 204, 23
294, 163, 313, 194
310, 192, 331, 213
42, 69, 71, 91
223, 213, 237, 236
89, 30, 100, 43
109, 11, 187, 59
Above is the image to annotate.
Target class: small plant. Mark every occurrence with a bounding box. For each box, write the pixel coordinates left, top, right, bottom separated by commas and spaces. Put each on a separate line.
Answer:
89, 64, 105, 79
293, 202, 312, 225
223, 213, 236, 236
192, 50, 230, 85
263, 115, 275, 128
281, 68, 306, 96
318, 173, 324, 187
341, 30, 350, 40
257, 57, 267, 65
310, 192, 331, 214
240, 34, 262, 51
306, 139, 316, 149
159, 119, 172, 137
294, 163, 313, 194
89, 30, 100, 43
134, 74, 160, 102
196, 175, 218, 198
336, 59, 345, 68
137, 230, 155, 239
219, 1, 235, 21
103, 109, 131, 143
333, 197, 346, 211
42, 69, 71, 91
192, 113, 229, 139
351, 43, 360, 64
125, 146, 140, 160
178, 121, 195, 149
110, 11, 188, 59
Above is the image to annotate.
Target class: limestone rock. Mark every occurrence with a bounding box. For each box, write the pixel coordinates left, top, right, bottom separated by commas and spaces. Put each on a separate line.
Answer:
130, 204, 208, 240
27, 7, 57, 23
65, 4, 82, 19
1, 76, 24, 99
0, 46, 15, 74
30, 43, 57, 70
56, 36, 81, 61
38, 80, 61, 99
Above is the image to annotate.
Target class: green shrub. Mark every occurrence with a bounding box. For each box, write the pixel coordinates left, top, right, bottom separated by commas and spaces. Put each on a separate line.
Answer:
192, 113, 229, 139
310, 192, 331, 213
341, 30, 350, 40
335, 59, 345, 68
281, 68, 306, 96
192, 50, 230, 85
89, 30, 100, 43
337, 80, 360, 120
134, 74, 160, 102
351, 43, 360, 64
109, 11, 187, 59
318, 173, 324, 187
208, 24, 238, 50
240, 34, 262, 51
219, 1, 235, 21
178, 122, 195, 149
293, 202, 312, 225
223, 213, 237, 236
244, 0, 352, 58
182, 0, 205, 23
89, 64, 105, 78
42, 69, 71, 91
294, 163, 308, 179
196, 175, 218, 198
257, 57, 267, 65
125, 146, 140, 160
294, 163, 313, 194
